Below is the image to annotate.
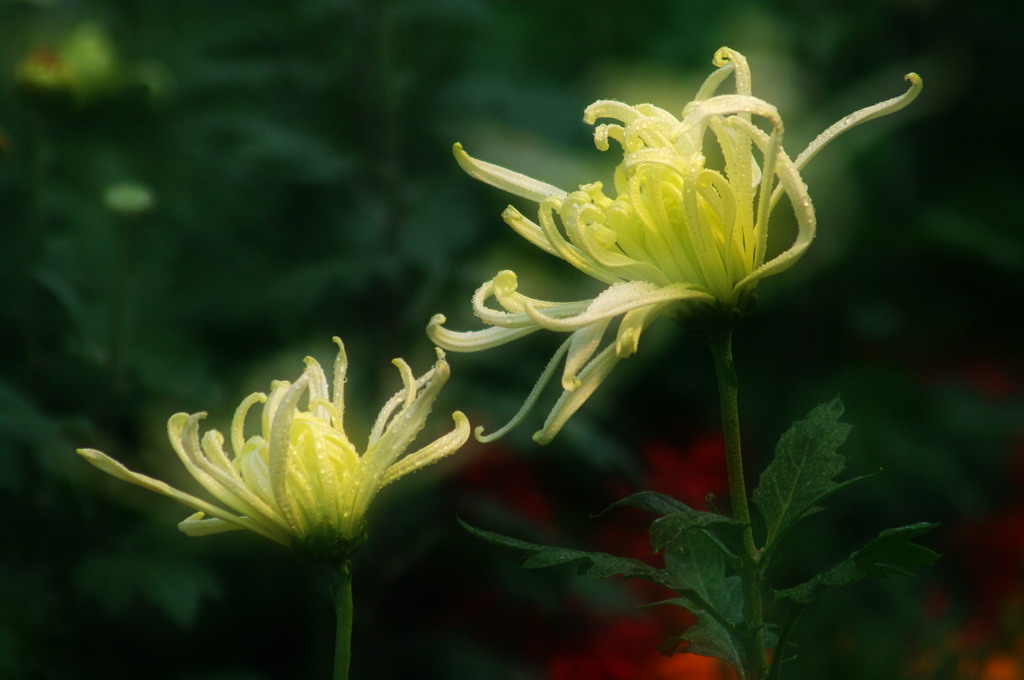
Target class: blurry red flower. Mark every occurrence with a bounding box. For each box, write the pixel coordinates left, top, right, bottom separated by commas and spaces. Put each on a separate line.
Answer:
546, 615, 734, 680
456, 445, 554, 523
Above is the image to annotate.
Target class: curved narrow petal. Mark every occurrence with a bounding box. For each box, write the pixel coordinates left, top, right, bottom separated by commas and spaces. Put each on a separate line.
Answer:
329, 336, 355, 449
537, 197, 620, 284
562, 319, 611, 390
234, 437, 275, 505
200, 430, 239, 478
193, 437, 281, 529
475, 337, 572, 443
752, 125, 781, 271
178, 511, 249, 538
368, 364, 435, 446
366, 349, 451, 473
591, 123, 624, 151
533, 343, 622, 445
168, 413, 285, 531
693, 60, 735, 102
561, 193, 667, 284
680, 151, 730, 294
583, 100, 650, 127
379, 411, 471, 488
231, 392, 267, 459
76, 447, 289, 544
261, 379, 292, 441
679, 94, 782, 136
393, 357, 418, 412
523, 281, 711, 332
453, 143, 567, 203
471, 270, 593, 329
712, 47, 751, 97
428, 313, 545, 352
795, 73, 923, 170
502, 206, 558, 256
724, 117, 817, 291
614, 299, 678, 358
302, 356, 332, 421
267, 375, 310, 535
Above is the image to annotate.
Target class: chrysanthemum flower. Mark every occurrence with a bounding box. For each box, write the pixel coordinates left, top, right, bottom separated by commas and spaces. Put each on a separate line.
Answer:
429, 47, 921, 444
78, 339, 470, 564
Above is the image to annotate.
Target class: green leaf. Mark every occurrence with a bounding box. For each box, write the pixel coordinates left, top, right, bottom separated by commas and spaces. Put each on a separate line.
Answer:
775, 522, 940, 605
593, 491, 693, 518
664, 613, 746, 669
753, 398, 855, 553
460, 519, 666, 584
663, 531, 743, 625
650, 508, 745, 554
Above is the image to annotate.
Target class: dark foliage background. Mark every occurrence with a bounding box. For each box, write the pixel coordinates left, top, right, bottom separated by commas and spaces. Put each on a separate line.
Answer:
1, 1, 1021, 679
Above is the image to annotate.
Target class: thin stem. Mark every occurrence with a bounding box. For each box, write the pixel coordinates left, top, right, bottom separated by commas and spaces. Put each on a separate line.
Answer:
332, 561, 354, 680
707, 330, 767, 679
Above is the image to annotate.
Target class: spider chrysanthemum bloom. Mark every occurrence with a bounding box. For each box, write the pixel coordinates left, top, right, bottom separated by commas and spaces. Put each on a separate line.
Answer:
78, 339, 470, 564
429, 47, 921, 444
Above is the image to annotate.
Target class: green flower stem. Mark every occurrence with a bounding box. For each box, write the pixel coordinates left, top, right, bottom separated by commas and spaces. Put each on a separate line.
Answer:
708, 330, 766, 680
332, 561, 354, 680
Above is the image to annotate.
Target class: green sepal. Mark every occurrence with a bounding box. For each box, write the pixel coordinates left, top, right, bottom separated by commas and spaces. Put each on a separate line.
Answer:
774, 522, 941, 605
754, 398, 866, 555
459, 519, 667, 585
292, 523, 367, 567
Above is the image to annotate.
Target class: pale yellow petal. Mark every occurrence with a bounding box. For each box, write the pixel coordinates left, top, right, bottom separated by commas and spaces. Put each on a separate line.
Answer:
379, 411, 471, 488
76, 447, 288, 544
795, 73, 923, 170
533, 344, 622, 445
428, 313, 545, 352
474, 337, 572, 443
453, 142, 566, 203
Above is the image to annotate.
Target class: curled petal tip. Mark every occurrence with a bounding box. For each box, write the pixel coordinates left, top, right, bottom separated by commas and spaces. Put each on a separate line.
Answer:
531, 429, 552, 445
473, 424, 501, 444
438, 410, 471, 445
168, 410, 206, 427
493, 269, 519, 291
560, 374, 582, 391
432, 354, 451, 381
905, 72, 923, 87
428, 313, 447, 326
615, 329, 641, 357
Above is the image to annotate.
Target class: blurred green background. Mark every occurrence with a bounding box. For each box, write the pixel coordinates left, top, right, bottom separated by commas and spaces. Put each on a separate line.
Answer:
2, 0, 1022, 679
